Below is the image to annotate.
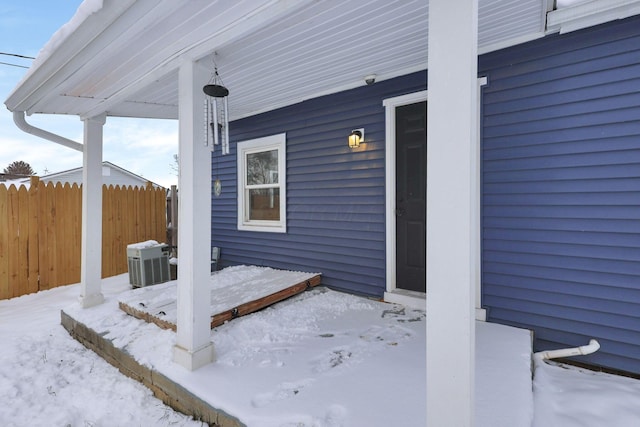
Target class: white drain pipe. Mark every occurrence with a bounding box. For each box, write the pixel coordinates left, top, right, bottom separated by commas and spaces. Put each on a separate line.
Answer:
534, 339, 600, 361
13, 111, 83, 152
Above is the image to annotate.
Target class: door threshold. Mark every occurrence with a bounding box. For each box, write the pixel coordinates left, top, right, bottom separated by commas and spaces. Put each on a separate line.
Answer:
384, 289, 426, 310
384, 290, 487, 320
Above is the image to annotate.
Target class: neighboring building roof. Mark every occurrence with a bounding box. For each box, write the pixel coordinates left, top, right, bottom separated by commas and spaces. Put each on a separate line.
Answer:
0, 173, 31, 182
17, 161, 162, 189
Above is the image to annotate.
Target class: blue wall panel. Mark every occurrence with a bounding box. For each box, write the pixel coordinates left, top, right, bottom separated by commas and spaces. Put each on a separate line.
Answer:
479, 15, 640, 374
211, 71, 426, 297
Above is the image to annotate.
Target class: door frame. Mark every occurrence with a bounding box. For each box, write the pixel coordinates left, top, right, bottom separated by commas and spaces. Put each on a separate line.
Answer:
383, 81, 486, 316
383, 90, 428, 309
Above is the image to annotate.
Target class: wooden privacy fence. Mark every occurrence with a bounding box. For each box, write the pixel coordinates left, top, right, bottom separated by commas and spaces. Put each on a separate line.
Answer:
0, 178, 166, 300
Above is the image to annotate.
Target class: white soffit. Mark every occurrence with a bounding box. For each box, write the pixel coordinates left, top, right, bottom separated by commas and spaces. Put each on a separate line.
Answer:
478, 0, 550, 54
5, 0, 556, 121
205, 0, 428, 120
547, 0, 640, 34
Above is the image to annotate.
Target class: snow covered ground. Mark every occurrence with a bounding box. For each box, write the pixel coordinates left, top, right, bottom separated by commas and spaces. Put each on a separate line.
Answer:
533, 360, 640, 427
0, 276, 201, 427
1, 270, 640, 426
118, 264, 321, 329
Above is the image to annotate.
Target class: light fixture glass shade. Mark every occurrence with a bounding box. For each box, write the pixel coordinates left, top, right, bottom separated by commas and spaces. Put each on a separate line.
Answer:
349, 129, 363, 148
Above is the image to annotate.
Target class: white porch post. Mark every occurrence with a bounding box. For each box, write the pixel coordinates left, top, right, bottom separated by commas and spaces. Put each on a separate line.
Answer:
173, 59, 215, 370
426, 0, 478, 426
79, 114, 106, 308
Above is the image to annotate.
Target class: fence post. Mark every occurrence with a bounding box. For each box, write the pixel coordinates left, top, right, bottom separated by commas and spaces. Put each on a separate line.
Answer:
170, 185, 178, 257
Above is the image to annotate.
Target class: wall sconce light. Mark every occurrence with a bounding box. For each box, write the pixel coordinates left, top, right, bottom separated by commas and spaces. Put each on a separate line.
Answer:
349, 128, 364, 148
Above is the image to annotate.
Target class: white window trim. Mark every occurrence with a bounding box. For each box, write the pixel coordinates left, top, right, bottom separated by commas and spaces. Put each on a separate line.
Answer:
237, 133, 287, 233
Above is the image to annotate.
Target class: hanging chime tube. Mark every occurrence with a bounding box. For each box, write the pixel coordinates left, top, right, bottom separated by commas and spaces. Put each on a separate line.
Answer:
212, 97, 219, 146
223, 96, 229, 155
203, 99, 209, 147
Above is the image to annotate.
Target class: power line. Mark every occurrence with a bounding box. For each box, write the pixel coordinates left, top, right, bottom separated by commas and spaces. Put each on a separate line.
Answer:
0, 52, 35, 60
0, 61, 29, 69
0, 52, 33, 69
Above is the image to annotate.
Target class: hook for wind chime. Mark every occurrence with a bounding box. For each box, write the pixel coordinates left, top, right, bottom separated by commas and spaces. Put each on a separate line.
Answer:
203, 68, 230, 155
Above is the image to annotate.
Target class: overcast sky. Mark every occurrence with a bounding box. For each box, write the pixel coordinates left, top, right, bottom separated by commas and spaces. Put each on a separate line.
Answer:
0, 1, 178, 187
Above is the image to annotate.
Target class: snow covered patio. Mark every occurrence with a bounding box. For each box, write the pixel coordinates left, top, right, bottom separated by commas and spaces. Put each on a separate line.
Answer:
60, 266, 533, 427
118, 266, 322, 332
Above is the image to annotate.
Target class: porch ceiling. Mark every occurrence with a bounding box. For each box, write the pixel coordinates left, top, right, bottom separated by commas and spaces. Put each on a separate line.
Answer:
5, 0, 550, 121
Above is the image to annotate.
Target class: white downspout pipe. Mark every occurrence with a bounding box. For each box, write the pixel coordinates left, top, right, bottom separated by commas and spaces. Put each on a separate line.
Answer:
534, 339, 600, 361
13, 111, 83, 152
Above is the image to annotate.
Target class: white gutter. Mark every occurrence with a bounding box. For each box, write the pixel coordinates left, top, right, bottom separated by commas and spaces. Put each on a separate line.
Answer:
534, 339, 600, 361
546, 0, 640, 34
13, 111, 83, 152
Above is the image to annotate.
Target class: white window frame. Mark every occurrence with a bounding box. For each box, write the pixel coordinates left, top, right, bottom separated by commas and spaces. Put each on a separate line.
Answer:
237, 133, 287, 233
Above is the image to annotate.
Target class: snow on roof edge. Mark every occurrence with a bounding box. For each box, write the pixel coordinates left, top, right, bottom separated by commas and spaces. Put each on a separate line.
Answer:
7, 0, 104, 106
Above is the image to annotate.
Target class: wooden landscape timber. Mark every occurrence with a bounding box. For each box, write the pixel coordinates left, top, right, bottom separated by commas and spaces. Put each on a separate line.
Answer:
119, 273, 322, 331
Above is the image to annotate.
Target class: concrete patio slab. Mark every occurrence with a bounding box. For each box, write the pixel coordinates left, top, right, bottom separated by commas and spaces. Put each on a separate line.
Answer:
61, 271, 532, 427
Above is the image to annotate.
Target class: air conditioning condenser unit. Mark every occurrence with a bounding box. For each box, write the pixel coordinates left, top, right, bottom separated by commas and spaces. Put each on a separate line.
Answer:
127, 243, 171, 287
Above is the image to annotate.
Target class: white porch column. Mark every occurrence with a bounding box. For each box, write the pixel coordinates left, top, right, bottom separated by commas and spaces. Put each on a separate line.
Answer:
426, 0, 478, 426
79, 114, 106, 308
173, 59, 215, 370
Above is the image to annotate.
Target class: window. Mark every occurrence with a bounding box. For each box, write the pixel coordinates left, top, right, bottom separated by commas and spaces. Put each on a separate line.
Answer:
237, 133, 286, 232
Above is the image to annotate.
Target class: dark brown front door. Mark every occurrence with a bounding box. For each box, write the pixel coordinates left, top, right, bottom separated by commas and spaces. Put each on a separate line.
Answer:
395, 101, 427, 293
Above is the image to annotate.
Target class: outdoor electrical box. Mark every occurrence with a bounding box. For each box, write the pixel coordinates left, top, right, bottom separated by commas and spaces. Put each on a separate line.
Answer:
127, 243, 171, 287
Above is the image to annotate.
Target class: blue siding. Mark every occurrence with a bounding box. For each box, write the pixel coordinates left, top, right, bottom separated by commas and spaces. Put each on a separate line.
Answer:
479, 15, 640, 374
211, 71, 427, 297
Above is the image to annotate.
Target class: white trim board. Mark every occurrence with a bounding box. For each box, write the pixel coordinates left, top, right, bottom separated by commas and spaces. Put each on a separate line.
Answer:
382, 80, 487, 319
382, 90, 427, 310
547, 0, 640, 34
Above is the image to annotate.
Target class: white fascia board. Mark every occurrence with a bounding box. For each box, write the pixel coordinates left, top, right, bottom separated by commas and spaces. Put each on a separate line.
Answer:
547, 0, 640, 34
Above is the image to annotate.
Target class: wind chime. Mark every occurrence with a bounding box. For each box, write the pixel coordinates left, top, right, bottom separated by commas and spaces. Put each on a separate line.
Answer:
203, 66, 229, 196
